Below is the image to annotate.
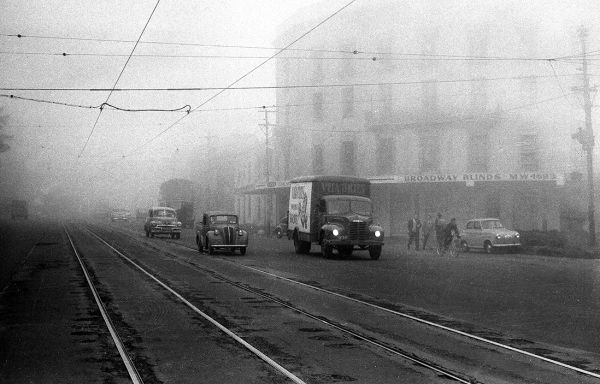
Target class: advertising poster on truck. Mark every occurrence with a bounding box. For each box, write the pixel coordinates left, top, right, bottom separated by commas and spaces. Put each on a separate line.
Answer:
288, 182, 312, 234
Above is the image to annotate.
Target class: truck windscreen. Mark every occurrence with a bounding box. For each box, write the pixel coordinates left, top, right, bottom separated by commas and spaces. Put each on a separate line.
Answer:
327, 200, 371, 216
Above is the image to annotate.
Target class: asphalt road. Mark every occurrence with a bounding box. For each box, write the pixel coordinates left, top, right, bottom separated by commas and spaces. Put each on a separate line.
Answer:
2, 218, 600, 383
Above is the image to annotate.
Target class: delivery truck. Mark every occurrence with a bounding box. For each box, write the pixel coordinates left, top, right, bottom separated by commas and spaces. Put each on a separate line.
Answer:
287, 175, 384, 259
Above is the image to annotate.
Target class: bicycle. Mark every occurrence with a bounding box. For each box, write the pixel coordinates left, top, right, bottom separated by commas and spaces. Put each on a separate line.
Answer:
437, 233, 461, 257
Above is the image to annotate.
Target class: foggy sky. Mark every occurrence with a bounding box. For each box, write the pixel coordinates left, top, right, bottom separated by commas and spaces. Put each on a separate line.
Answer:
0, 0, 598, 214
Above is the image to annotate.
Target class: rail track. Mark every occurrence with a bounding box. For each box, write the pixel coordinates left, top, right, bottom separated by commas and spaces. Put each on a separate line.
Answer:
72, 223, 600, 383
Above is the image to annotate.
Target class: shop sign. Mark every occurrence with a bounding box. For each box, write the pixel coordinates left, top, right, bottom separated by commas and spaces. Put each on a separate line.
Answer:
370, 172, 562, 184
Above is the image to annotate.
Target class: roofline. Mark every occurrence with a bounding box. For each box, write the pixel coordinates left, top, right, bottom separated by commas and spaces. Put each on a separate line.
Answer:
288, 175, 371, 184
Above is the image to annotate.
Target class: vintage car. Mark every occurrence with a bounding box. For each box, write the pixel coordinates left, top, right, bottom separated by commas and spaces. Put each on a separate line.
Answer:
195, 211, 248, 255
110, 208, 131, 222
274, 215, 289, 239
460, 218, 521, 253
144, 206, 182, 239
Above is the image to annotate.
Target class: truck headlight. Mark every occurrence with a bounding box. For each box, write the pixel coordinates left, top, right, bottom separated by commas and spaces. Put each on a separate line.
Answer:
238, 230, 244, 236
375, 230, 381, 237
175, 221, 182, 227
333, 229, 339, 236
214, 229, 220, 236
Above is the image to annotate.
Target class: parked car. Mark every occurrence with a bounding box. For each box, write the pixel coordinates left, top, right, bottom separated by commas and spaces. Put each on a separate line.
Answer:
195, 211, 248, 255
110, 208, 131, 222
144, 206, 182, 239
460, 218, 521, 253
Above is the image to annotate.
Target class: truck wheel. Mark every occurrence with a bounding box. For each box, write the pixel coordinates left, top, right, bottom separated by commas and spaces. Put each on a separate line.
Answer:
239, 247, 247, 255
145, 230, 149, 238
369, 245, 382, 260
321, 243, 333, 258
150, 232, 154, 238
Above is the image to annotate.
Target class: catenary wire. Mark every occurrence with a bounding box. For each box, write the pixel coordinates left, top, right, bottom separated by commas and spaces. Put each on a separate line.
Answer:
78, 0, 161, 158
1, 73, 592, 93
124, 0, 360, 158
2, 32, 598, 61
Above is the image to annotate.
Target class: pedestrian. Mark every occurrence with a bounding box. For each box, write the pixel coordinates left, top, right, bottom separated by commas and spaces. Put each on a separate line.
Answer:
434, 212, 446, 253
407, 214, 421, 250
421, 214, 434, 250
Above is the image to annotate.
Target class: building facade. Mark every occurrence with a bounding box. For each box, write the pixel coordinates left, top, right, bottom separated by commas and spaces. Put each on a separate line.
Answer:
236, 0, 595, 237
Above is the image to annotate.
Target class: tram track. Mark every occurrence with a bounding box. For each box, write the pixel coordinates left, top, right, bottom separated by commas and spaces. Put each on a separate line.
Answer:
90, 223, 600, 383
83, 225, 478, 384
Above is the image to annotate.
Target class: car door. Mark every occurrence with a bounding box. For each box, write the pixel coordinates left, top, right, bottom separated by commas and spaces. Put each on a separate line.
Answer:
473, 220, 484, 248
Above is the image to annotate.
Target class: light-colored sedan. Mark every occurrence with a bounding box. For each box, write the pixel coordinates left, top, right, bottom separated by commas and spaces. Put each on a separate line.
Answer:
460, 218, 521, 253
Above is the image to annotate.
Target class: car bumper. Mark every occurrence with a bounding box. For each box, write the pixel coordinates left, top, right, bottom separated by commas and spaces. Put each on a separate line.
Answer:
211, 244, 248, 249
491, 242, 521, 247
325, 239, 384, 247
150, 226, 181, 234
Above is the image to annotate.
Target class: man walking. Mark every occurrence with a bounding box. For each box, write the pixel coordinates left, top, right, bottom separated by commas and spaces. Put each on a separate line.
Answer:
407, 215, 421, 251
434, 212, 446, 253
421, 214, 434, 250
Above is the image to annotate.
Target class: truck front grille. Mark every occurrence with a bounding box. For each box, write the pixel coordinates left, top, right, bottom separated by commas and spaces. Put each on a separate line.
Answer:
348, 221, 369, 240
223, 226, 234, 244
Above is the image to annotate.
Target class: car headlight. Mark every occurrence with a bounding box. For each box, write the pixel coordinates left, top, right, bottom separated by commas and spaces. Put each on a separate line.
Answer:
238, 230, 244, 236
515, 233, 520, 238
375, 230, 381, 237
214, 229, 220, 236
495, 234, 502, 240
332, 229, 339, 236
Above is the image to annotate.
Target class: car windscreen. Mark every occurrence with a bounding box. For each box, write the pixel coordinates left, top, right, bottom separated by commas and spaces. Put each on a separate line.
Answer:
482, 220, 504, 229
211, 215, 238, 224
326, 199, 372, 216
153, 209, 176, 218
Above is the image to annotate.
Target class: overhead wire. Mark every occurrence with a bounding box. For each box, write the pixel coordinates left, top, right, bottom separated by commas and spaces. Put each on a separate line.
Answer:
123, 0, 360, 158
77, 0, 161, 158
0, 94, 191, 113
1, 73, 593, 93
2, 32, 598, 62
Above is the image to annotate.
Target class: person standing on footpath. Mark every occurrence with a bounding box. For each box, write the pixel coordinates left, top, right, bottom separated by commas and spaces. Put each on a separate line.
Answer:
421, 214, 434, 250
407, 215, 421, 250
434, 212, 446, 253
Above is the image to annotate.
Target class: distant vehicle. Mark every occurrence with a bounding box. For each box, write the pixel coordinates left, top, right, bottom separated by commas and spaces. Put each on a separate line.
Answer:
274, 215, 289, 239
159, 178, 194, 228
10, 200, 28, 220
460, 218, 521, 253
144, 206, 182, 239
195, 211, 248, 255
287, 176, 384, 259
110, 208, 131, 222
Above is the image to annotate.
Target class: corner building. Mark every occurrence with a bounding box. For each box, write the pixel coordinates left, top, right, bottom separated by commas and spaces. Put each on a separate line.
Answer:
242, 0, 595, 237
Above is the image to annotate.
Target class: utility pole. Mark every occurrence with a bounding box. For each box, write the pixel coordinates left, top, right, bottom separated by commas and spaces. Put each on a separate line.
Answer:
259, 108, 276, 236
577, 26, 596, 247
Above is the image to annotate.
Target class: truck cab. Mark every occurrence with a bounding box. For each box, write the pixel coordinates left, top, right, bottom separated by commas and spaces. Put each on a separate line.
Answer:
287, 176, 384, 259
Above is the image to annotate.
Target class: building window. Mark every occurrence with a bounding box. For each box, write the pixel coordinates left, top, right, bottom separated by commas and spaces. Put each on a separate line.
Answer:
341, 140, 356, 175
313, 92, 323, 120
468, 131, 489, 172
342, 87, 354, 118
419, 134, 440, 172
520, 134, 539, 171
312, 144, 324, 175
422, 80, 438, 112
377, 138, 395, 175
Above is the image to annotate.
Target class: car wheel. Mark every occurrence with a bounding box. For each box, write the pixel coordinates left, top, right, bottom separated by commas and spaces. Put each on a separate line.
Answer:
484, 241, 493, 254
145, 230, 149, 238
150, 232, 154, 238
369, 245, 382, 260
239, 247, 246, 255
460, 240, 469, 252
